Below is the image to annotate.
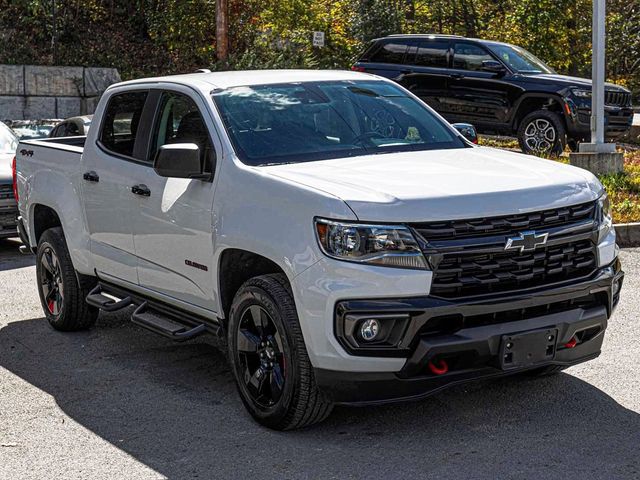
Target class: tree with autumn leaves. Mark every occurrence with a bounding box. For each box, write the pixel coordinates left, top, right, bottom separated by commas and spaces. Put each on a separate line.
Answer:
0, 0, 639, 98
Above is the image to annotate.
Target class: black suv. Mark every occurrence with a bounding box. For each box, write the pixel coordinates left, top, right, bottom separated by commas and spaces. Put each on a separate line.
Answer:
353, 34, 634, 155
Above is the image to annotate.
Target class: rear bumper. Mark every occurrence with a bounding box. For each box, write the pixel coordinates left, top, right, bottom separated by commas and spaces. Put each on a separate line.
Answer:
316, 261, 623, 405
0, 204, 18, 238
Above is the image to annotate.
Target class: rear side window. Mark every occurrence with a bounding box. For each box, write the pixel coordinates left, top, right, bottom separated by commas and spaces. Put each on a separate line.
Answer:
453, 43, 494, 71
370, 41, 408, 64
99, 91, 148, 158
413, 40, 449, 68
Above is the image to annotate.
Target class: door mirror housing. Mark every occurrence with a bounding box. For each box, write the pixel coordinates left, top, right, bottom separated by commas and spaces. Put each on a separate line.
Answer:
153, 143, 207, 179
452, 123, 478, 144
481, 60, 507, 75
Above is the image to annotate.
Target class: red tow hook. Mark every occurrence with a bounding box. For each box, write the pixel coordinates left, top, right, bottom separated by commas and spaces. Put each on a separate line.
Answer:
427, 359, 449, 375
564, 336, 578, 349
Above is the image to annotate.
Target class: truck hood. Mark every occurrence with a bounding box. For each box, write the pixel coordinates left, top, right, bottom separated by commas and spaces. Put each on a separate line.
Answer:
523, 73, 629, 93
263, 147, 603, 222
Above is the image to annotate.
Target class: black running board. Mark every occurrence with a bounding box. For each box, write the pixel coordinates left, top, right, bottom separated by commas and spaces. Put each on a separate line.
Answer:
131, 302, 207, 342
86, 285, 133, 312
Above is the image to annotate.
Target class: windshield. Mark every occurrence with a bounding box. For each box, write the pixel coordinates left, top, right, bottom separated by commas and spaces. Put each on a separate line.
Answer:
0, 123, 18, 155
487, 44, 554, 74
212, 80, 466, 166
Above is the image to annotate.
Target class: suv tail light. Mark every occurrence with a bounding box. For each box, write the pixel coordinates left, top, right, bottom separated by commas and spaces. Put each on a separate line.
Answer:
351, 65, 365, 72
11, 156, 18, 202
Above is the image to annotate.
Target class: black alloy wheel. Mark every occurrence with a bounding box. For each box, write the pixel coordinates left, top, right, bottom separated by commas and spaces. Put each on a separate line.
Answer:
236, 304, 287, 409
40, 246, 64, 316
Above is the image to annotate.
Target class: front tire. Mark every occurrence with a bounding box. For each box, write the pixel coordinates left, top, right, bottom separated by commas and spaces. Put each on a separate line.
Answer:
517, 110, 566, 156
36, 227, 98, 331
227, 273, 333, 430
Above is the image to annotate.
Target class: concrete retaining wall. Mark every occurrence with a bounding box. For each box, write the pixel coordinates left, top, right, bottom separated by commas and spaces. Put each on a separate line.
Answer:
0, 65, 121, 120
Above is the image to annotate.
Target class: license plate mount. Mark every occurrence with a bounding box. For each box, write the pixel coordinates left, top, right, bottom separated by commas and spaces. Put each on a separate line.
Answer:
500, 328, 558, 370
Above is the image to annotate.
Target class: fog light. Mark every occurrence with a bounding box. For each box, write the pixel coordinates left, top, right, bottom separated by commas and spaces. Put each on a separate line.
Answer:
359, 319, 380, 341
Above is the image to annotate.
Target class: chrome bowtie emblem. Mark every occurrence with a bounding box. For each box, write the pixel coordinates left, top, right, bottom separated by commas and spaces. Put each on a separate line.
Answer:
505, 231, 548, 252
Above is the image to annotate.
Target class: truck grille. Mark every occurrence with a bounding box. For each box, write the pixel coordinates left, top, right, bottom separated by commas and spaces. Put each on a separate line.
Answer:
429, 239, 597, 298
411, 201, 595, 241
605, 90, 632, 107
0, 184, 14, 201
410, 201, 599, 299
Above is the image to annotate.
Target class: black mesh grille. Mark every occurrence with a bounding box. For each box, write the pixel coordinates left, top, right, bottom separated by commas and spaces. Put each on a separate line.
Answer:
605, 90, 632, 107
0, 211, 17, 228
411, 201, 595, 241
0, 184, 13, 201
430, 239, 597, 298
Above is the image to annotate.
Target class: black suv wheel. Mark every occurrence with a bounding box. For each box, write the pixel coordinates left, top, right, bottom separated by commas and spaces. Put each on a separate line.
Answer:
36, 227, 99, 331
227, 273, 333, 430
517, 110, 566, 156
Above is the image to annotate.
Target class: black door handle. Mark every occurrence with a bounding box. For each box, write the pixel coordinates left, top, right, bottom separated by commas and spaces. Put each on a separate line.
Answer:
83, 171, 99, 182
131, 184, 151, 197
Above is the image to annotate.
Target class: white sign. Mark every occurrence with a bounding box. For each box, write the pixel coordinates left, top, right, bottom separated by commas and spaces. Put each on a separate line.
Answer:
313, 31, 325, 47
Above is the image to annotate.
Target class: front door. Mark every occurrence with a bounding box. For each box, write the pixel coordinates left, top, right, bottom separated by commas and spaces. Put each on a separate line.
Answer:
81, 90, 151, 285
130, 88, 219, 312
446, 42, 511, 127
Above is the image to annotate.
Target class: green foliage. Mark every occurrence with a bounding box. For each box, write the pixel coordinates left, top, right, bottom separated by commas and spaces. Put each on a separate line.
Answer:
0, 0, 639, 100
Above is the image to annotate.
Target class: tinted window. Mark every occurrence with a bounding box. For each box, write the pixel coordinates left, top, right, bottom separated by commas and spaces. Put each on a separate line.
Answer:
370, 41, 407, 64
100, 91, 148, 158
413, 40, 449, 68
453, 43, 494, 71
150, 92, 213, 172
212, 80, 465, 166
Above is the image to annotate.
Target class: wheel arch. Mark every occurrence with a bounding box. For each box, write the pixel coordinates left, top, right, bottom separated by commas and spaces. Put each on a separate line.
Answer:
217, 248, 289, 323
511, 93, 567, 131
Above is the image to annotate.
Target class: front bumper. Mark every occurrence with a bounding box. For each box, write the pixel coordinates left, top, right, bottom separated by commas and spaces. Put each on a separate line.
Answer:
565, 103, 633, 141
316, 261, 623, 405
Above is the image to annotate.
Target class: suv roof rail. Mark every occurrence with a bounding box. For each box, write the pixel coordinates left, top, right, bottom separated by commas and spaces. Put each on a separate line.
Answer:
195, 68, 212, 74
387, 33, 464, 38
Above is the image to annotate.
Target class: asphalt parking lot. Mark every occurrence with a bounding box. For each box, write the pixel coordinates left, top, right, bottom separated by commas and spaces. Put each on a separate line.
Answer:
0, 237, 638, 480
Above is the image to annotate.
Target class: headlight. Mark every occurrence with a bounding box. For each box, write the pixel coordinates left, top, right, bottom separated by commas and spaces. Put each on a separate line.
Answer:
572, 88, 592, 98
598, 192, 613, 241
315, 219, 428, 269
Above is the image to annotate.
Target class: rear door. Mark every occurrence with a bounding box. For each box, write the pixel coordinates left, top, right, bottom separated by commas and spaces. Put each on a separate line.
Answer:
397, 38, 453, 119
447, 42, 510, 126
129, 86, 219, 312
359, 39, 410, 81
81, 90, 155, 285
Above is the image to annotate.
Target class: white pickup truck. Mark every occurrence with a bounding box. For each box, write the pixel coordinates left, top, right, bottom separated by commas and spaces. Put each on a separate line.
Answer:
15, 69, 623, 430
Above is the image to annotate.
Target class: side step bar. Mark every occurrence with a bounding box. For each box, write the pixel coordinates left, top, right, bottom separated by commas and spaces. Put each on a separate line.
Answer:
131, 302, 207, 342
86, 285, 133, 312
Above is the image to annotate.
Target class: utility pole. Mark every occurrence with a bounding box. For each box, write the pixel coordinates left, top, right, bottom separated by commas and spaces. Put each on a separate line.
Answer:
570, 0, 623, 173
216, 0, 229, 62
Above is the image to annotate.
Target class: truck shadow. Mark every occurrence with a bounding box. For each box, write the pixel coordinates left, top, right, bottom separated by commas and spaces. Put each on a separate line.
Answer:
1, 313, 638, 479
0, 238, 34, 271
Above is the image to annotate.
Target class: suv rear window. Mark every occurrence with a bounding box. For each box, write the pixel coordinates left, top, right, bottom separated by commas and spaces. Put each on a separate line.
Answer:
453, 43, 494, 71
370, 41, 407, 64
413, 40, 449, 68
99, 91, 148, 158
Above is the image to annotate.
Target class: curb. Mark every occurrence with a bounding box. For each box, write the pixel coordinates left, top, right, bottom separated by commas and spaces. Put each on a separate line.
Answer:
614, 222, 640, 247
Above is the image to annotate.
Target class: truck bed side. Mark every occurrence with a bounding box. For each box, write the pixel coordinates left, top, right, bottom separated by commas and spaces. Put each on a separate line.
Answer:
17, 136, 94, 275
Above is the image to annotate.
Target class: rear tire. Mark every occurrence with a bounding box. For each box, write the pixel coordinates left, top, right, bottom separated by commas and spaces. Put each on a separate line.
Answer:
36, 227, 98, 331
517, 110, 566, 156
227, 273, 333, 430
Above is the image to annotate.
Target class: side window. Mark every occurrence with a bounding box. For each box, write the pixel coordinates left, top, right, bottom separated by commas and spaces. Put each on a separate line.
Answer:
413, 40, 449, 68
150, 92, 213, 173
66, 122, 80, 136
370, 41, 408, 64
50, 125, 63, 137
99, 91, 148, 158
453, 43, 494, 71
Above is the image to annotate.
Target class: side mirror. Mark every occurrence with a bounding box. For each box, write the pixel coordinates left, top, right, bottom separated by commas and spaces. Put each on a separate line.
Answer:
153, 143, 207, 179
452, 123, 478, 144
481, 60, 507, 75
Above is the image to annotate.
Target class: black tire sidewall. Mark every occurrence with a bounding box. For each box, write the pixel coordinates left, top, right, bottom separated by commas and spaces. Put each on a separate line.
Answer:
518, 110, 566, 156
228, 284, 298, 428
36, 236, 65, 324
